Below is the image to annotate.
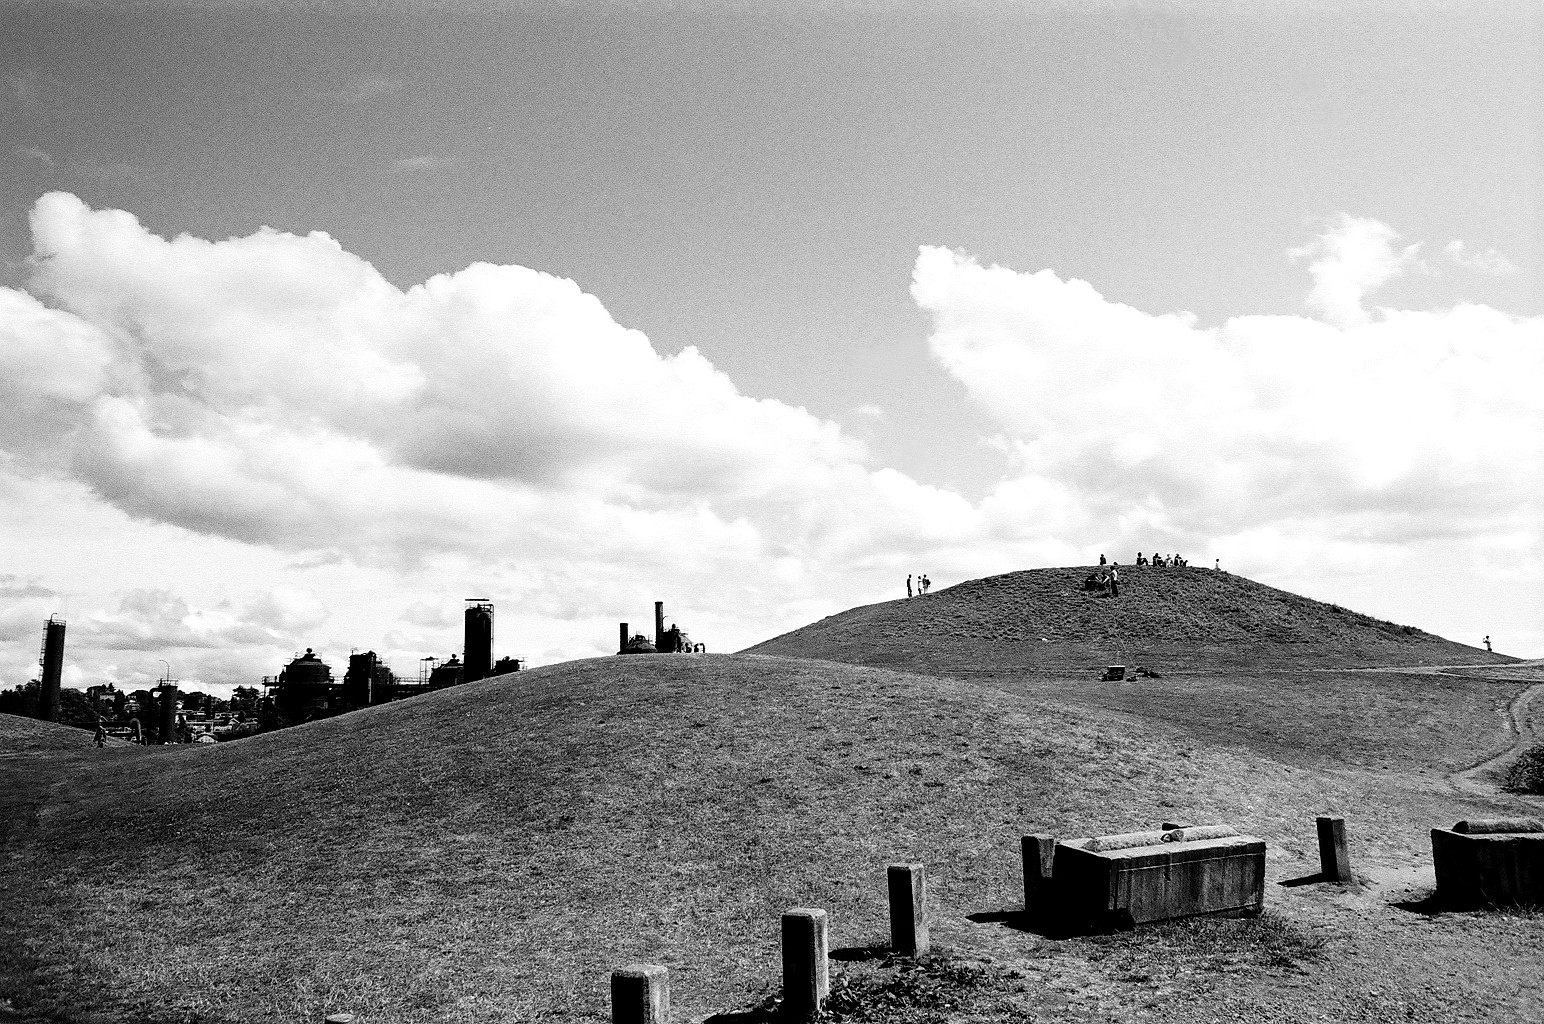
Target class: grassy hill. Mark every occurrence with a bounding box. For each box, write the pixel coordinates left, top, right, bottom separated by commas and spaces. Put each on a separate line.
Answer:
3, 650, 1540, 1023
745, 565, 1509, 674
0, 714, 98, 755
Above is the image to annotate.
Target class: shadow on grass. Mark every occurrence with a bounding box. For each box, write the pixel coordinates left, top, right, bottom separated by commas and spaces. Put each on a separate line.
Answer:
1278, 871, 1329, 888
830, 944, 890, 962
965, 908, 1084, 939
1390, 890, 1449, 916
1391, 888, 1544, 918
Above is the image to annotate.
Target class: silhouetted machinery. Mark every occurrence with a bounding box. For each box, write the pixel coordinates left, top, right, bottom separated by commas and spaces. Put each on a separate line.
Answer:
617, 601, 699, 655
36, 616, 66, 723
464, 599, 494, 683
272, 648, 335, 722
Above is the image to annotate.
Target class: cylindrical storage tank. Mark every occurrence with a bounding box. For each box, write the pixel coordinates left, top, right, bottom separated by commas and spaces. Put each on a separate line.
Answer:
345, 652, 376, 707
654, 602, 665, 650
464, 600, 494, 684
37, 618, 65, 723
158, 684, 178, 744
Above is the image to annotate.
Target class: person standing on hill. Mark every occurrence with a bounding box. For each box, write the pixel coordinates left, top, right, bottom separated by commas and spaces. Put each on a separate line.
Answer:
921, 574, 931, 594
1484, 635, 1492, 652
94, 723, 107, 748
1099, 553, 1107, 566
906, 574, 913, 598
1109, 566, 1119, 597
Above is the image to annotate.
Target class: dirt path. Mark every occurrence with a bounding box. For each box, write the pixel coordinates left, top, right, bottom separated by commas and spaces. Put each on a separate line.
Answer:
1307, 659, 1544, 799
1449, 678, 1544, 797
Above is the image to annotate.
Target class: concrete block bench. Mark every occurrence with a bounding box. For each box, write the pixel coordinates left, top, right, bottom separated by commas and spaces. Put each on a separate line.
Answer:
1052, 825, 1266, 929
1431, 818, 1544, 908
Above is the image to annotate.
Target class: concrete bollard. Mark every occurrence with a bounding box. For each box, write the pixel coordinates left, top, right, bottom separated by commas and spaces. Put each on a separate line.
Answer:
887, 862, 929, 956
1316, 816, 1352, 883
611, 964, 670, 1024
781, 908, 829, 1016
1021, 834, 1056, 910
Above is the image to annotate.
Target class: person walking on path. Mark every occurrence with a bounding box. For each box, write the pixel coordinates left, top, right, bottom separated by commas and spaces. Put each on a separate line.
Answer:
906, 574, 913, 598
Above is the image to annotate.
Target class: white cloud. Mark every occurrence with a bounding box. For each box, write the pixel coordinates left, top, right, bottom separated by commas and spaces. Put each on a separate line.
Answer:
1444, 239, 1521, 278
911, 238, 1544, 629
1287, 213, 1421, 328
2, 194, 1539, 681
1, 193, 984, 679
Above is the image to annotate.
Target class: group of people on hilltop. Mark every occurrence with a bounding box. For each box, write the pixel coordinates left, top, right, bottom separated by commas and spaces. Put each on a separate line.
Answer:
1135, 552, 1188, 568
1100, 552, 1219, 570
905, 573, 932, 598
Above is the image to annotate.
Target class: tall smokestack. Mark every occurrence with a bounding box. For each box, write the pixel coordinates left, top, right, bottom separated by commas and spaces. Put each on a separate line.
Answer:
158, 683, 177, 744
464, 599, 494, 683
619, 622, 629, 654
654, 601, 665, 650
37, 617, 65, 723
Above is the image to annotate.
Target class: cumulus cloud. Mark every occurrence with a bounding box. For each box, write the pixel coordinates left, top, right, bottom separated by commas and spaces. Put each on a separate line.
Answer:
4, 192, 969, 595
2, 194, 1538, 674
81, 587, 328, 652
0, 576, 60, 645
1444, 239, 1521, 278
1286, 213, 1426, 328
912, 232, 1543, 575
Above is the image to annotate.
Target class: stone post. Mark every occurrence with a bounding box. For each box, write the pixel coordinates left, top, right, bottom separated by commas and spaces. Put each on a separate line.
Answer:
1021, 834, 1056, 910
611, 963, 670, 1024
619, 622, 629, 653
1317, 816, 1351, 883
887, 862, 929, 956
781, 908, 828, 1016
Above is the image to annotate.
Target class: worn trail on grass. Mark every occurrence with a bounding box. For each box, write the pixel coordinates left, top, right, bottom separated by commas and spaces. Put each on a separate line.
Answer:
1449, 669, 1544, 798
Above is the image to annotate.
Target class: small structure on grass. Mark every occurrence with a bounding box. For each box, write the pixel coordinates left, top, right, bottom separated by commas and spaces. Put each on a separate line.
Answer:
1038, 823, 1266, 930
1431, 818, 1544, 908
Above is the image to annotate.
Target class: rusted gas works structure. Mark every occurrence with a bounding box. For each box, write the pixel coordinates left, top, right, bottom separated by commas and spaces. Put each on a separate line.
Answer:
36, 616, 66, 723
464, 599, 494, 683
618, 600, 694, 655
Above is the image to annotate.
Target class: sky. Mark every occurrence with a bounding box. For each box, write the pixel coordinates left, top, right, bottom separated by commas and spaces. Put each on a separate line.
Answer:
1, 0, 1540, 696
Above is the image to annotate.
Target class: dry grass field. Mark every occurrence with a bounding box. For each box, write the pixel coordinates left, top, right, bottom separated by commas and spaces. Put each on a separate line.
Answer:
3, 568, 1541, 1023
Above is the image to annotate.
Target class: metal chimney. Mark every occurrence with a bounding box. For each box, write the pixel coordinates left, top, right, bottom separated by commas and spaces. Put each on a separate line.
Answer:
37, 617, 65, 723
654, 601, 665, 650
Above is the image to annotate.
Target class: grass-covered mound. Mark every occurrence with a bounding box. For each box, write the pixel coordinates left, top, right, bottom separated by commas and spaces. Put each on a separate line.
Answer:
746, 565, 1507, 674
0, 653, 1491, 1024
0, 713, 97, 754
